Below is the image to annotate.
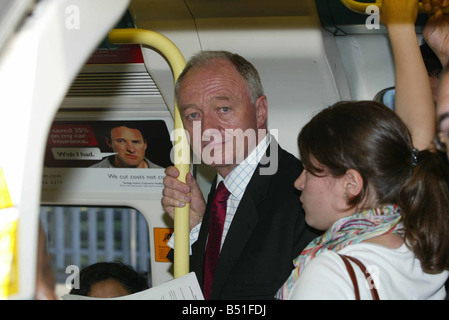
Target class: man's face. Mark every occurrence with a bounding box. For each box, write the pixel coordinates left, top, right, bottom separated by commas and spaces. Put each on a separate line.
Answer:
437, 72, 449, 160
178, 58, 267, 177
108, 126, 147, 168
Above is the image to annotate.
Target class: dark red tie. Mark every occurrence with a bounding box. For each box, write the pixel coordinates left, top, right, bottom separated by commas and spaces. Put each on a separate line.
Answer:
203, 181, 230, 299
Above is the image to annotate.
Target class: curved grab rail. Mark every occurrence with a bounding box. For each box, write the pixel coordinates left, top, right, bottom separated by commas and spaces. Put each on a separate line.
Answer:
109, 28, 190, 279
340, 0, 381, 14
340, 0, 449, 14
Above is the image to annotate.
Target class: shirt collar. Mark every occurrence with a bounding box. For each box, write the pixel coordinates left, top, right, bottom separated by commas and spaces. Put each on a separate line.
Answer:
217, 134, 271, 200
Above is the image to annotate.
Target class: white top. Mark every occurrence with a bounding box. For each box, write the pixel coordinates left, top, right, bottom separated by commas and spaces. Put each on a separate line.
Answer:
288, 242, 448, 300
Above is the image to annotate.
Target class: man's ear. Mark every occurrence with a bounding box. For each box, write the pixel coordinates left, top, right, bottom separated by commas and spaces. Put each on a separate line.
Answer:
343, 169, 363, 198
106, 137, 112, 149
255, 95, 268, 129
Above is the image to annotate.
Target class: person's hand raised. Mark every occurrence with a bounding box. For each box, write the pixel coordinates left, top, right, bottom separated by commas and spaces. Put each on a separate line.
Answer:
162, 166, 206, 230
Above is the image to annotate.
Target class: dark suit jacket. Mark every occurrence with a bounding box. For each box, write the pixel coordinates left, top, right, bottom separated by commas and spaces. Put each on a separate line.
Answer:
190, 143, 318, 299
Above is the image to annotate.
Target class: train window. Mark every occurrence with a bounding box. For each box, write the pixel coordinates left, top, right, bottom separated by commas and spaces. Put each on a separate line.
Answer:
40, 205, 151, 298
374, 86, 395, 111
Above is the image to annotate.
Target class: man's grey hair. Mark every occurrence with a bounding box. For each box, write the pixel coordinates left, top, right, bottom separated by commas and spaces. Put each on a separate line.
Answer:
174, 51, 264, 105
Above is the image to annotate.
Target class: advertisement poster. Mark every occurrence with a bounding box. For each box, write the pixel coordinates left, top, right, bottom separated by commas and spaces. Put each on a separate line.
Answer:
42, 120, 173, 194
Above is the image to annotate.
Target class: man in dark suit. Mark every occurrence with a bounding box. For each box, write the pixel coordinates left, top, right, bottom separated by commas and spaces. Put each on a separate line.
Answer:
162, 51, 318, 299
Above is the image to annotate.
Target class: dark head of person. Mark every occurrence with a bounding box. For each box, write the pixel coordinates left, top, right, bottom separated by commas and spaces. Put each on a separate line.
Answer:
69, 261, 149, 297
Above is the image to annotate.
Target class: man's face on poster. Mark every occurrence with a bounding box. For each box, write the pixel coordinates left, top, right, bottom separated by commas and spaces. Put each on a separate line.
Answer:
107, 126, 148, 168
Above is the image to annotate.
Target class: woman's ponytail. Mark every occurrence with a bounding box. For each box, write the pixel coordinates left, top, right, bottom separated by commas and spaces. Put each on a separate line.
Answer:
398, 149, 449, 273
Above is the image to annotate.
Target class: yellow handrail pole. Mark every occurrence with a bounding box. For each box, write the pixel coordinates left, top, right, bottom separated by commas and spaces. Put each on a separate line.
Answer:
339, 0, 381, 13
108, 28, 190, 278
340, 0, 449, 14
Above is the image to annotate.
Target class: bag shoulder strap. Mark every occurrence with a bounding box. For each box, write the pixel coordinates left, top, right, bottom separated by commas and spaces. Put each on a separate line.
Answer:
338, 254, 380, 300
338, 254, 360, 299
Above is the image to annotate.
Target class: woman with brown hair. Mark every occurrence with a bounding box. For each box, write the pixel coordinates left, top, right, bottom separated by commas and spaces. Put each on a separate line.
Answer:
277, 101, 449, 299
